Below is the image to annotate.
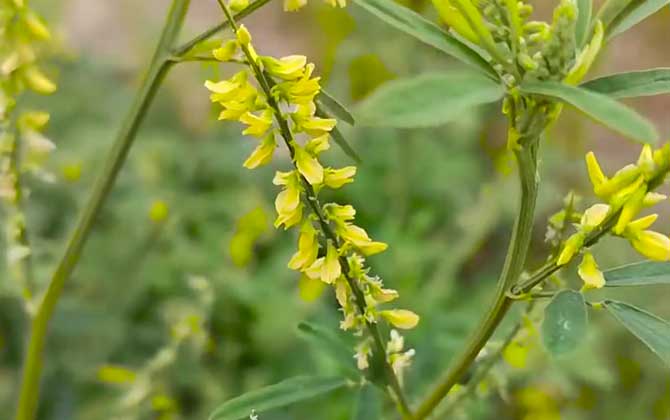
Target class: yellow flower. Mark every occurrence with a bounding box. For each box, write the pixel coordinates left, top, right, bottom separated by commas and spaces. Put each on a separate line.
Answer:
213, 40, 238, 61
261, 55, 306, 80
273, 170, 303, 229
564, 20, 603, 85
628, 230, 670, 261
338, 223, 388, 256
306, 242, 341, 284
643, 192, 666, 207
626, 214, 658, 232
243, 132, 276, 169
324, 166, 356, 189
294, 144, 324, 185
380, 309, 420, 330
240, 109, 273, 138
323, 0, 346, 7
557, 231, 585, 266
585, 151, 607, 191
305, 134, 330, 155
23, 66, 56, 94
578, 252, 605, 289
23, 11, 51, 40
580, 203, 609, 229
594, 165, 641, 201
613, 187, 646, 234
637, 144, 655, 177
236, 24, 252, 46
277, 63, 321, 105
325, 203, 356, 222
283, 0, 308, 11
288, 222, 319, 270
229, 0, 249, 12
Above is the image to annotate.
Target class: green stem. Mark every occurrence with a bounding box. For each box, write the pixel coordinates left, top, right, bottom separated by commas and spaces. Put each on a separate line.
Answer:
414, 137, 540, 420
13, 2, 190, 419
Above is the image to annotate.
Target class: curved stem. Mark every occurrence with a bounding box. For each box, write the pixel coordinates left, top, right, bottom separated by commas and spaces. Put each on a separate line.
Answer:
414, 139, 540, 420
13, 2, 190, 419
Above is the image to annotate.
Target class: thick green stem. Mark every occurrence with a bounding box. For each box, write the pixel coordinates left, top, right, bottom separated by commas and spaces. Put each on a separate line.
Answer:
414, 140, 539, 420
13, 2, 190, 419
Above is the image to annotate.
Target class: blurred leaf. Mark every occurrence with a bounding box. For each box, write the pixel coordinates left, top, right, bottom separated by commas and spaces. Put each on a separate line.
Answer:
353, 383, 382, 420
604, 261, 670, 287
521, 81, 658, 144
595, 0, 635, 33
542, 290, 588, 355
209, 376, 349, 420
581, 68, 670, 98
349, 54, 395, 101
229, 207, 268, 267
576, 0, 593, 47
351, 0, 498, 79
297, 322, 358, 376
607, 0, 670, 39
603, 300, 670, 367
318, 90, 355, 125
356, 72, 503, 128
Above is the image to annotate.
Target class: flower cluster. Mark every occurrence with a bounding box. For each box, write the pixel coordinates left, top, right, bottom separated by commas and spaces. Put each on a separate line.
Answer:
557, 144, 670, 289
1, 0, 56, 303
432, 0, 602, 86
204, 22, 418, 371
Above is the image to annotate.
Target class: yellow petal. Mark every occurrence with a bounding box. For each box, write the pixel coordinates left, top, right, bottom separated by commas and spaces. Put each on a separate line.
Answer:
298, 274, 326, 302
324, 166, 356, 189
557, 232, 585, 266
283, 0, 308, 11
229, 0, 249, 12
212, 40, 238, 61
243, 133, 276, 169
322, 242, 342, 284
613, 187, 646, 235
626, 214, 658, 232
380, 309, 420, 330
578, 252, 605, 289
294, 145, 324, 185
236, 24, 252, 46
580, 203, 610, 229
24, 67, 56, 95
564, 20, 603, 85
630, 230, 670, 261
585, 151, 606, 191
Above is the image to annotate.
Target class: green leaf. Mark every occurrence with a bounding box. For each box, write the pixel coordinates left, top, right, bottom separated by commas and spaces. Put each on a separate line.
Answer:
581, 68, 670, 98
314, 105, 362, 164
356, 72, 504, 128
603, 300, 670, 367
353, 383, 383, 420
604, 261, 670, 287
608, 0, 670, 39
318, 90, 355, 125
542, 290, 589, 355
297, 322, 358, 376
520, 81, 658, 144
209, 376, 349, 420
351, 0, 498, 79
595, 0, 635, 33
575, 0, 593, 47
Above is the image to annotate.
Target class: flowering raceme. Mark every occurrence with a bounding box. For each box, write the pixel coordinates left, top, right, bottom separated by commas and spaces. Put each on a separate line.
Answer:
204, 21, 418, 374
557, 145, 670, 289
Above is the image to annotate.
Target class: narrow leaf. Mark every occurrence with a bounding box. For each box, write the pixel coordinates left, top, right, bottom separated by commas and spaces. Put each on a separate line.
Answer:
581, 68, 670, 98
604, 300, 670, 367
318, 90, 355, 125
595, 0, 635, 32
297, 322, 358, 375
209, 376, 349, 420
351, 0, 498, 79
575, 0, 593, 47
521, 81, 658, 144
353, 384, 383, 420
356, 72, 504, 128
604, 261, 670, 287
608, 0, 670, 39
542, 290, 588, 355
314, 105, 362, 164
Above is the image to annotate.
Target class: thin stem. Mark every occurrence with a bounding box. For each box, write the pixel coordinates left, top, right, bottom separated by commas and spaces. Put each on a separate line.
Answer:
414, 132, 540, 420
171, 0, 274, 58
14, 2, 190, 419
214, 1, 413, 416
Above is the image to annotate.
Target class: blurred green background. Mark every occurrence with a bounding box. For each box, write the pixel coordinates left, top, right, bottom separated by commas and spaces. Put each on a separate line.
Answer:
1, 0, 670, 419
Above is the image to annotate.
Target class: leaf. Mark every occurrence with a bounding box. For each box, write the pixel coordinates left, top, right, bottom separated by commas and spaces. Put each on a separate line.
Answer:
356, 72, 504, 128
297, 322, 358, 376
608, 0, 670, 39
353, 383, 383, 420
604, 261, 670, 287
318, 90, 355, 125
603, 300, 670, 367
351, 0, 498, 79
314, 105, 362, 164
595, 0, 635, 32
581, 68, 670, 98
575, 0, 593, 47
541, 290, 588, 355
208, 376, 349, 420
520, 81, 658, 144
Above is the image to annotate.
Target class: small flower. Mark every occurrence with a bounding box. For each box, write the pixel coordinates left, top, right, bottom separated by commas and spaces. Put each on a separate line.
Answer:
627, 230, 670, 261
380, 309, 420, 330
261, 55, 307, 80
243, 132, 276, 169
306, 241, 341, 284
288, 221, 319, 270
212, 40, 238, 61
557, 231, 585, 266
324, 166, 356, 189
293, 144, 324, 185
240, 109, 274, 138
236, 24, 252, 46
578, 252, 605, 289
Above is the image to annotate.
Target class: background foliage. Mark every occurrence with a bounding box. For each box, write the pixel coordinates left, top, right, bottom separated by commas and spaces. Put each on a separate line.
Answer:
1, 0, 669, 418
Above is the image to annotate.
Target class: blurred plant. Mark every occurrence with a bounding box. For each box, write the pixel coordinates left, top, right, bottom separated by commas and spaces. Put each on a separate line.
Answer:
7, 0, 670, 419
0, 0, 56, 313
